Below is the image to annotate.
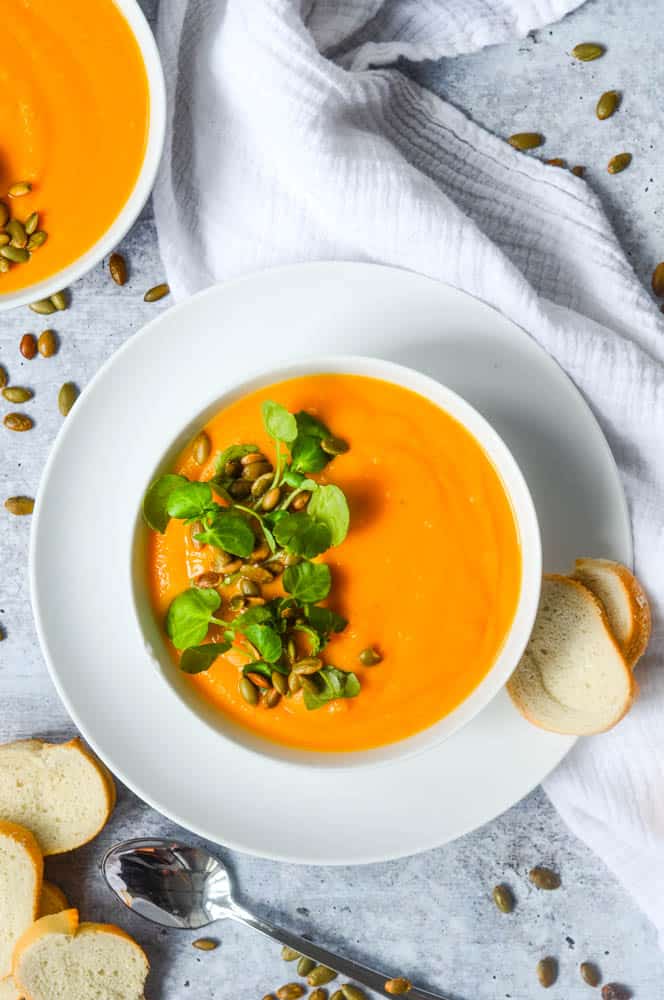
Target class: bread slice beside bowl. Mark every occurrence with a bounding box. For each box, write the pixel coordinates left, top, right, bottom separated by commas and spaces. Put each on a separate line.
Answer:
507, 575, 637, 736
0, 739, 116, 856
572, 557, 651, 669
12, 910, 149, 1000
0, 822, 43, 982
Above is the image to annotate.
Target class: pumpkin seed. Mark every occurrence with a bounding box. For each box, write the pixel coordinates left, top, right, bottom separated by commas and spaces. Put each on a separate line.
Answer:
29, 298, 56, 315
263, 995, 276, 1000
272, 671, 288, 695
240, 676, 259, 706
27, 231, 47, 250
264, 688, 281, 708
341, 987, 367, 1000
225, 458, 242, 478
58, 382, 78, 416
109, 251, 128, 285
19, 334, 37, 359
651, 262, 664, 296
2, 387, 32, 403
194, 571, 221, 589
601, 985, 631, 1000
607, 153, 631, 174
4, 496, 35, 516
0, 245, 29, 263
572, 43, 605, 61
293, 657, 323, 675
384, 978, 412, 995
307, 967, 337, 987
250, 542, 270, 563
309, 990, 329, 1000
596, 90, 619, 120
37, 329, 57, 357
330, 992, 344, 1000
291, 492, 309, 510
572, 165, 586, 177
537, 957, 557, 988
50, 290, 68, 311
529, 866, 560, 890
229, 595, 247, 612
192, 431, 211, 465
240, 578, 261, 597
280, 946, 301, 962
144, 282, 170, 302
492, 884, 515, 913
192, 937, 218, 950
297, 957, 315, 977
508, 132, 544, 150
241, 451, 265, 466
4, 413, 33, 432
24, 212, 39, 235
251, 472, 274, 498
8, 181, 32, 197
0, 258, 10, 274
6, 220, 27, 248
0, 234, 9, 247
246, 671, 271, 690
276, 985, 306, 1000
545, 158, 565, 167
0, 202, 8, 227
240, 564, 273, 583
359, 647, 382, 666
0, 367, 6, 389
262, 486, 281, 511
288, 671, 302, 694
580, 962, 601, 987
229, 479, 251, 499
321, 436, 349, 455
242, 460, 272, 481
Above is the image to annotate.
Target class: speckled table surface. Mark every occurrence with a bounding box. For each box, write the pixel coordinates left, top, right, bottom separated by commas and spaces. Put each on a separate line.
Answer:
1, 1, 662, 997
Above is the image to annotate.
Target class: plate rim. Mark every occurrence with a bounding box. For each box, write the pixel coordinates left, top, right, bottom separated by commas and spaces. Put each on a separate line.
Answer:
29, 261, 631, 864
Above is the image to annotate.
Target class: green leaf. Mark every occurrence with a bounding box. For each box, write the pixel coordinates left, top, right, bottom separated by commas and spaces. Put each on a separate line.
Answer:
243, 623, 282, 663
195, 510, 255, 557
303, 667, 361, 710
283, 561, 332, 603
242, 661, 273, 682
143, 474, 187, 533
274, 513, 331, 558
213, 443, 259, 477
308, 484, 350, 547
262, 400, 297, 443
232, 604, 276, 629
166, 481, 214, 520
294, 411, 330, 440
306, 605, 347, 635
290, 435, 329, 474
166, 588, 223, 650
292, 622, 322, 655
180, 641, 231, 674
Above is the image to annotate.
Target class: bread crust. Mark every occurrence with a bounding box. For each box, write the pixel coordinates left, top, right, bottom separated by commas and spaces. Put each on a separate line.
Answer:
508, 575, 636, 736
0, 821, 43, 981
39, 882, 68, 917
573, 557, 651, 669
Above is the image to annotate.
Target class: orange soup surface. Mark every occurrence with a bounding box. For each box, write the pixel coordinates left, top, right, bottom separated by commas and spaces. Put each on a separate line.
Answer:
148, 375, 522, 752
0, 0, 149, 293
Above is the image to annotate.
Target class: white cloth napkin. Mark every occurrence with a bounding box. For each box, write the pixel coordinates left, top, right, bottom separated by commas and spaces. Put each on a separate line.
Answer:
154, 0, 664, 942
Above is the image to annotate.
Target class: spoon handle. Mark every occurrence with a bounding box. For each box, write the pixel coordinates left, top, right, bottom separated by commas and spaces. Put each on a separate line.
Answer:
227, 901, 453, 1000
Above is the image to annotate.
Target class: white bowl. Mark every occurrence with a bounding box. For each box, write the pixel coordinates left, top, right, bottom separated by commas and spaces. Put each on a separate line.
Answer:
0, 0, 166, 312
133, 355, 542, 769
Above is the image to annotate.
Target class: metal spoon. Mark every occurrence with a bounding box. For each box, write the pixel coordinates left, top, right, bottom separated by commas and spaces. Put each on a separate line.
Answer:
103, 838, 452, 999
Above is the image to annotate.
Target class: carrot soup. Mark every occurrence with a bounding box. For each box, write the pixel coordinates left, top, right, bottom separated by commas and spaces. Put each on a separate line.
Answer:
145, 375, 522, 752
0, 0, 149, 293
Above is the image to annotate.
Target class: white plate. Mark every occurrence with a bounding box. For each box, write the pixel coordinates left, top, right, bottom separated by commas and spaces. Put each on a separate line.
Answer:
30, 262, 631, 864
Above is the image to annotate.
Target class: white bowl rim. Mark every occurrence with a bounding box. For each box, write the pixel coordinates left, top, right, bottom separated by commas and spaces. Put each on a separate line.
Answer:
0, 0, 166, 311
131, 353, 543, 770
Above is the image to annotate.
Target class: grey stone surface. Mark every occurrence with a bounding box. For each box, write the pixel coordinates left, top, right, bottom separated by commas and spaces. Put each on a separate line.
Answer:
1, 0, 662, 997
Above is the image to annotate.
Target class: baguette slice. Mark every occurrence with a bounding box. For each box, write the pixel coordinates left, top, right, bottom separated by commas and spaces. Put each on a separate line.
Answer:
0, 740, 115, 856
0, 822, 43, 980
572, 557, 651, 669
13, 910, 149, 1000
0, 884, 69, 1000
507, 575, 636, 735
